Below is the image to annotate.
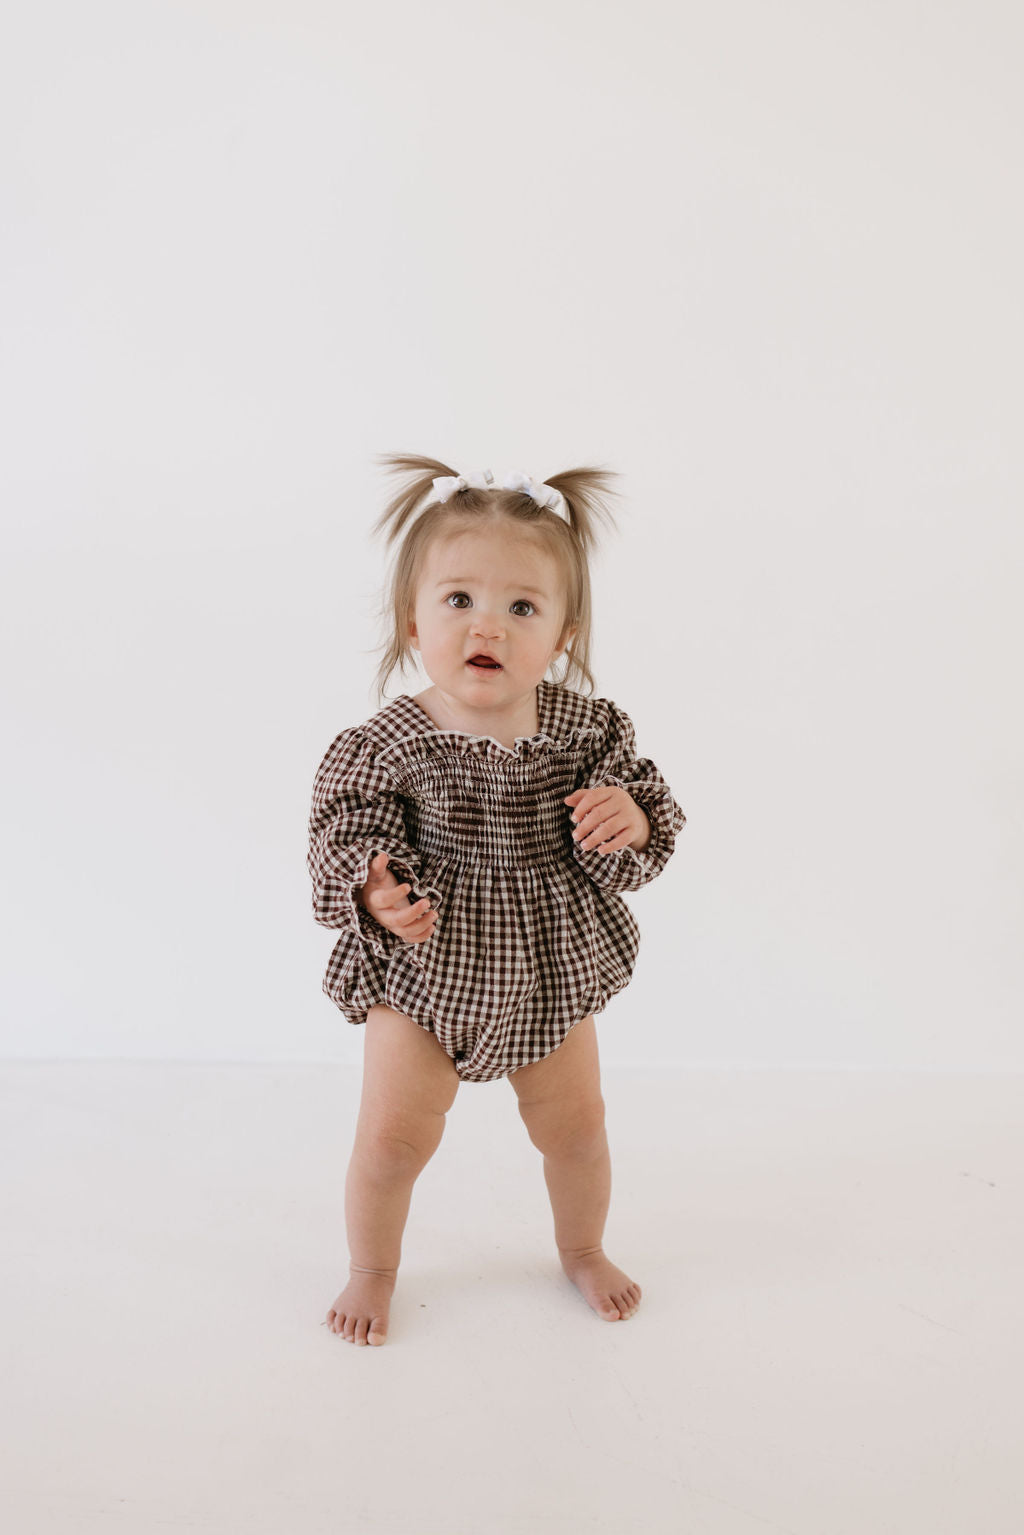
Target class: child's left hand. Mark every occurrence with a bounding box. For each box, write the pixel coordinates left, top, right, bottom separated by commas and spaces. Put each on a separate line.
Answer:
564, 786, 651, 855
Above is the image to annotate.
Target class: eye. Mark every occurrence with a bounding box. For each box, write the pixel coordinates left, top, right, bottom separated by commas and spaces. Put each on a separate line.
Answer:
445, 592, 536, 617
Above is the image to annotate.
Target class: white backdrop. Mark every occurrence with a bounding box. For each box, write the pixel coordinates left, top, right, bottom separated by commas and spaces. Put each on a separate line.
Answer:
2, 1, 1021, 1069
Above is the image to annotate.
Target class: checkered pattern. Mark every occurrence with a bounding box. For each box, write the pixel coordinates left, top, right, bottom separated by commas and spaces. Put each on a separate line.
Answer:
307, 679, 686, 1083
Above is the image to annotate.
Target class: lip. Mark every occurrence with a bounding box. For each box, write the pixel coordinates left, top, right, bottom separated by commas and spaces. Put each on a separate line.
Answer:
466, 656, 503, 672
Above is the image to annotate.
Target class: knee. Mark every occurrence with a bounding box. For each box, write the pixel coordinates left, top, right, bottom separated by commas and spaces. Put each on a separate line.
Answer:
358, 1116, 446, 1178
518, 1095, 607, 1160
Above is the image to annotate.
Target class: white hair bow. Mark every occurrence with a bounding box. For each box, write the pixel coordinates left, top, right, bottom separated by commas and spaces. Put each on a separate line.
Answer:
430, 469, 494, 501
431, 467, 566, 518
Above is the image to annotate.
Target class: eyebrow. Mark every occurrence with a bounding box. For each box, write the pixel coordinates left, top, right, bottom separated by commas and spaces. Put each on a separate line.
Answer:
434, 578, 550, 597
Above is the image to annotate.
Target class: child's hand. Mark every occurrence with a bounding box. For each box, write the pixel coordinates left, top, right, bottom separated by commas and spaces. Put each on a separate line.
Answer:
355, 851, 439, 944
564, 787, 651, 855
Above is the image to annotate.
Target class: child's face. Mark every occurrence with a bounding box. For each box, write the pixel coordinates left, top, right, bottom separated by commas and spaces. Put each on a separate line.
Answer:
409, 524, 575, 704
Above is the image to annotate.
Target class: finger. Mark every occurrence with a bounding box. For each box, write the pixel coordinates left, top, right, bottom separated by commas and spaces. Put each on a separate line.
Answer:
368, 884, 417, 914
364, 855, 391, 886
390, 896, 434, 929
366, 882, 409, 915
595, 829, 631, 854
572, 807, 611, 841
371, 905, 435, 940
398, 907, 438, 941
570, 791, 614, 830
570, 808, 595, 835
580, 816, 625, 850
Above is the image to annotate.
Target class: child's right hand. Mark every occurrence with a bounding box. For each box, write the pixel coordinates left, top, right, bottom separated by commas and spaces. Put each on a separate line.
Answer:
355, 851, 438, 945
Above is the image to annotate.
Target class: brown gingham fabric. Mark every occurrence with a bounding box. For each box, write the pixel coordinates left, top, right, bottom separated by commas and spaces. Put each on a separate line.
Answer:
307, 679, 686, 1083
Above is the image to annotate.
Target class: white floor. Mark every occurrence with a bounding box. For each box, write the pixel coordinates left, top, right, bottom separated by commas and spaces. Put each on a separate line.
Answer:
2, 1061, 1021, 1535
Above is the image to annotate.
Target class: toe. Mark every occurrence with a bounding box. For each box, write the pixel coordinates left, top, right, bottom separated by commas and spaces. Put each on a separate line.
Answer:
599, 1300, 621, 1320
354, 1317, 370, 1345
368, 1319, 388, 1346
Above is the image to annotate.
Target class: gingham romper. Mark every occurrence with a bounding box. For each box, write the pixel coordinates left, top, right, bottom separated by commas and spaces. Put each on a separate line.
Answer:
307, 679, 686, 1083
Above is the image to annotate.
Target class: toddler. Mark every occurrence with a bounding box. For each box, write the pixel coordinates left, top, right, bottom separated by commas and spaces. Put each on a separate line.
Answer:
307, 453, 686, 1345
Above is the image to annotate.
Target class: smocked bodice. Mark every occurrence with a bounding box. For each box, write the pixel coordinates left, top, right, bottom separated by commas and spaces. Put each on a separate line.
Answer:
385, 733, 588, 870
369, 687, 606, 870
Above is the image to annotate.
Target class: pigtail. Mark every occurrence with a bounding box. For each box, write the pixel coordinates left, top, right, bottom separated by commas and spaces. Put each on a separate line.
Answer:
371, 452, 460, 545
538, 466, 621, 556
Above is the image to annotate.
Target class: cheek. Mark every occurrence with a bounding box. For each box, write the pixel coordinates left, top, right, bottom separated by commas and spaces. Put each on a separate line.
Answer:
416, 610, 450, 638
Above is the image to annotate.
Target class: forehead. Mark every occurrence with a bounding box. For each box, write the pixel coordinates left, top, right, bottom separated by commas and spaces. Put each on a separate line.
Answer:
423, 525, 558, 588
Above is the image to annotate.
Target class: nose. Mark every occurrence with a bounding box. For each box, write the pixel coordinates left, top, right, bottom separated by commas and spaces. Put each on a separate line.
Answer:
469, 609, 505, 641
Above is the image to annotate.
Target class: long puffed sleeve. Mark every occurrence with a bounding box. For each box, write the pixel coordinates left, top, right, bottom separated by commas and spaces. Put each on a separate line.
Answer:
307, 727, 443, 962
569, 698, 686, 894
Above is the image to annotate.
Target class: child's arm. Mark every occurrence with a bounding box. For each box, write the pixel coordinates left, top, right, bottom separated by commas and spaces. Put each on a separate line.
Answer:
563, 698, 686, 894
307, 726, 442, 961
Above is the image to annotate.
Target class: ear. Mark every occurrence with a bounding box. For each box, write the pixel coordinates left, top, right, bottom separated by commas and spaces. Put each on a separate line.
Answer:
408, 615, 419, 651
552, 624, 577, 660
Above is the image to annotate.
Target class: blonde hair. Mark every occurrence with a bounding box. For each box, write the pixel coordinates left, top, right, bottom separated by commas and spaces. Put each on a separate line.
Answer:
368, 452, 620, 706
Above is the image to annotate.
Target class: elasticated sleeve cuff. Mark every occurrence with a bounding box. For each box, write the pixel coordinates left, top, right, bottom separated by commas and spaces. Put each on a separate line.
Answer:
307, 728, 443, 963
568, 700, 686, 895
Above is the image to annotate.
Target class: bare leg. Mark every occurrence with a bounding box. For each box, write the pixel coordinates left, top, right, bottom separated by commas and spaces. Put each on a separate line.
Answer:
542, 1124, 612, 1253
326, 1005, 459, 1346
509, 1018, 642, 1322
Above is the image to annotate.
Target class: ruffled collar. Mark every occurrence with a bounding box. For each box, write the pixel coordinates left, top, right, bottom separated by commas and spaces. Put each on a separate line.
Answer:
380, 680, 603, 762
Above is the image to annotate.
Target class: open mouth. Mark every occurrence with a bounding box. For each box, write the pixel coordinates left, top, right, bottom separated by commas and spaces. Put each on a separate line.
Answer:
467, 656, 502, 670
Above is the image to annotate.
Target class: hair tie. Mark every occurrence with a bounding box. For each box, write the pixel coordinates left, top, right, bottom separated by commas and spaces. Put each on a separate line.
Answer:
430, 467, 567, 521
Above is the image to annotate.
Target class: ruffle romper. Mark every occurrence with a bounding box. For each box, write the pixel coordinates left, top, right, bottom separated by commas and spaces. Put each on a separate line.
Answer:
307, 679, 686, 1083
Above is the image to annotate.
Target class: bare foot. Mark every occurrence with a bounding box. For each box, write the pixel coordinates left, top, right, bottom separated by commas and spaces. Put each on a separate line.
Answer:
559, 1245, 641, 1321
324, 1265, 396, 1346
